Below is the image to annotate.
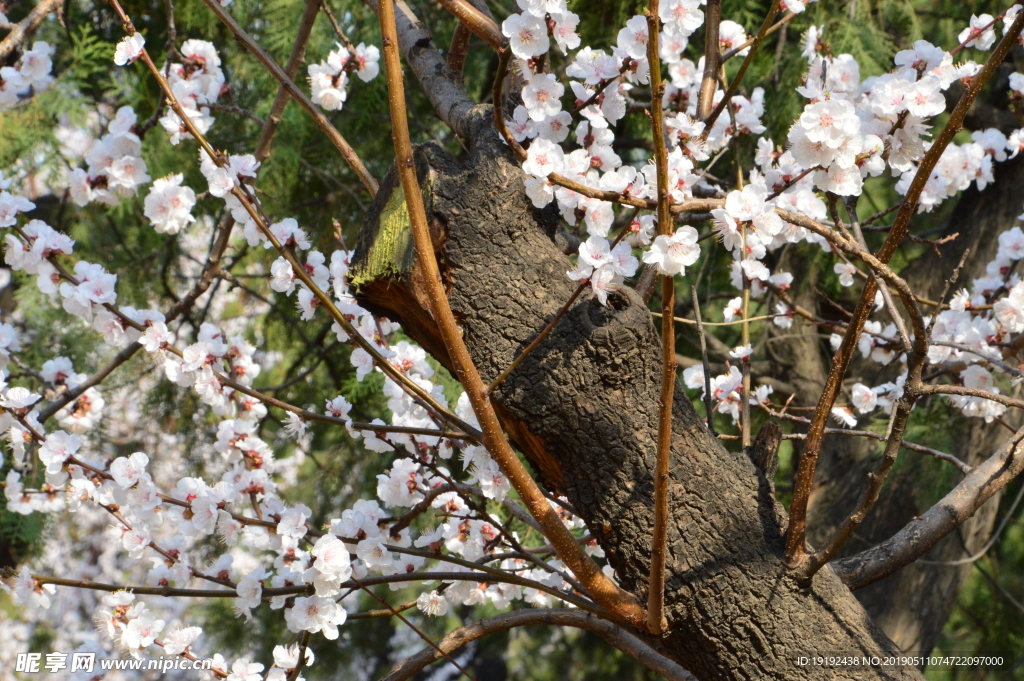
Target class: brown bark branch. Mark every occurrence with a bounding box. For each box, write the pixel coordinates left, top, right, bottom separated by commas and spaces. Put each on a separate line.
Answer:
434, 0, 506, 52
446, 22, 472, 82
645, 1, 673, 636
833, 426, 1024, 589
253, 0, 321, 163
364, 0, 478, 138
0, 0, 63, 61
379, 609, 696, 681
700, 0, 780, 140
696, 0, 720, 120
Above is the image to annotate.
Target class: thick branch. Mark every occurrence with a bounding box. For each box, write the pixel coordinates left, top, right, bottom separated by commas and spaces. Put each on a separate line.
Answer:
833, 427, 1024, 589
364, 0, 477, 138
434, 0, 506, 52
380, 609, 696, 681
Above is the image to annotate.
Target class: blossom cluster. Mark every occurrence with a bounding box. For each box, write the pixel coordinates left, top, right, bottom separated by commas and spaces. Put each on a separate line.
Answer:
159, 40, 228, 145
0, 41, 54, 109
67, 106, 151, 206
308, 42, 381, 112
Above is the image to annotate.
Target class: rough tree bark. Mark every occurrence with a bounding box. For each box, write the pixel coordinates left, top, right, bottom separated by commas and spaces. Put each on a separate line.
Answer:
766, 153, 1024, 657
351, 107, 922, 680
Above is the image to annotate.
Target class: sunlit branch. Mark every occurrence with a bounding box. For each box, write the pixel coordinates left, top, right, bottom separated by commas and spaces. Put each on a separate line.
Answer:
376, 0, 645, 626
434, 0, 506, 52
645, 0, 673, 636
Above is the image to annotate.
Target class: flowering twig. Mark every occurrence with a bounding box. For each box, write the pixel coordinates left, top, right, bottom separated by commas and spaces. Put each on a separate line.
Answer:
782, 7, 1024, 573
721, 9, 796, 61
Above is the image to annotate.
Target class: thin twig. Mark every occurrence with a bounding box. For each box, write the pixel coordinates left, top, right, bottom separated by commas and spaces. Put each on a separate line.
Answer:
645, 1, 673, 636
691, 285, 716, 436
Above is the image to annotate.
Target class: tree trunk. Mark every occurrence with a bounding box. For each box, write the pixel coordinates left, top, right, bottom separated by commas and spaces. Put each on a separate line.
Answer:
351, 108, 922, 680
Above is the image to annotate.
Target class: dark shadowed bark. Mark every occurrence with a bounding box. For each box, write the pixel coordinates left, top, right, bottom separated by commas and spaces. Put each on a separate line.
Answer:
351, 107, 923, 680
767, 153, 1024, 657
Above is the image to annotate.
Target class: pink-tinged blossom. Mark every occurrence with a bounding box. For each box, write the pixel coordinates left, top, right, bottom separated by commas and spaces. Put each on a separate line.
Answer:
2, 566, 56, 609
851, 383, 878, 413
661, 0, 705, 36
226, 659, 264, 681
502, 13, 550, 58
958, 14, 997, 50
522, 73, 565, 121
110, 451, 149, 489
417, 590, 450, 616
114, 33, 145, 66
994, 280, 1024, 332
284, 595, 347, 639
0, 191, 35, 227
235, 569, 266, 619
834, 262, 857, 287
522, 138, 565, 177
616, 15, 650, 60
352, 43, 381, 82
551, 11, 581, 53
797, 99, 860, 148
144, 174, 196, 234
718, 20, 749, 56
0, 386, 39, 411
642, 226, 700, 276
278, 504, 312, 539
831, 406, 857, 428
38, 431, 80, 475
